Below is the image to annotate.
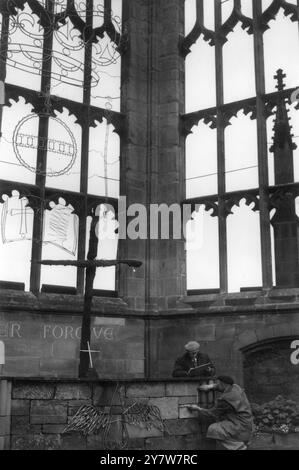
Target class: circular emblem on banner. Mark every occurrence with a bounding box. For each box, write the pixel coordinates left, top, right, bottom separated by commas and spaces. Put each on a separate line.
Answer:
13, 114, 77, 177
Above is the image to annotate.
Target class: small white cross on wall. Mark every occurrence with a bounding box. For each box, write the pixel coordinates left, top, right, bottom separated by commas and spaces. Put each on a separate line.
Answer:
80, 341, 101, 369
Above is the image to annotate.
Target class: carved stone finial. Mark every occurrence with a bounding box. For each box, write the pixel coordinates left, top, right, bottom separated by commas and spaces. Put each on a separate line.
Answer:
274, 68, 286, 92
270, 69, 297, 154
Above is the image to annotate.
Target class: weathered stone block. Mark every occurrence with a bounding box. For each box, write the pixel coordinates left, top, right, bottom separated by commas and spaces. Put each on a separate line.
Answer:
165, 383, 199, 397
60, 433, 87, 450
44, 435, 62, 450
93, 385, 124, 406
183, 434, 207, 450
178, 396, 197, 405
165, 418, 200, 436
11, 399, 30, 416
255, 326, 275, 343
236, 330, 258, 349
127, 438, 145, 450
109, 405, 123, 415
145, 436, 188, 450
148, 397, 178, 419
0, 416, 10, 436
273, 433, 299, 448
39, 359, 78, 377
11, 415, 29, 426
126, 384, 165, 398
86, 434, 106, 450
126, 360, 144, 374
68, 400, 92, 416
3, 357, 40, 376
0, 380, 11, 416
31, 401, 68, 424
13, 384, 54, 400
0, 435, 10, 450
55, 384, 92, 400
11, 422, 42, 435
42, 424, 67, 434
271, 323, 293, 338
92, 385, 104, 404
11, 434, 46, 450
125, 422, 163, 439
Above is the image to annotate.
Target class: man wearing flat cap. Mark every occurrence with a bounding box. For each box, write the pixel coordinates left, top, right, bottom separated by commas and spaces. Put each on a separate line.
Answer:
188, 376, 253, 450
172, 341, 215, 377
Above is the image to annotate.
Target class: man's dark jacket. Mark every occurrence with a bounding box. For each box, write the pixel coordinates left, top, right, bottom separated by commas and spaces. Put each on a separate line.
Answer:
172, 352, 215, 377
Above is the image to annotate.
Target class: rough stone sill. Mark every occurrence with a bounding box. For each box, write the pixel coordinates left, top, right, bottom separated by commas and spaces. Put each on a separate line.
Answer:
0, 289, 129, 314
182, 287, 299, 311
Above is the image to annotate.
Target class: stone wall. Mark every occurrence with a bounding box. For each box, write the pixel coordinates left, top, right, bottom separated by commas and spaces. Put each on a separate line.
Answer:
151, 311, 299, 387
0, 380, 11, 450
0, 310, 144, 378
1, 301, 299, 402
4, 379, 210, 450
118, 0, 186, 314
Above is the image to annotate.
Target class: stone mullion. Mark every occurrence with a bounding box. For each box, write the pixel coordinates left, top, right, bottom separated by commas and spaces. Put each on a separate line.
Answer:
253, 0, 273, 289
144, 0, 158, 378
77, 0, 93, 295
196, 0, 204, 21
215, 0, 228, 293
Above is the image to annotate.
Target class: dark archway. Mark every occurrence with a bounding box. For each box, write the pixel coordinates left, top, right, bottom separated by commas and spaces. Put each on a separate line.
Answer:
242, 336, 299, 404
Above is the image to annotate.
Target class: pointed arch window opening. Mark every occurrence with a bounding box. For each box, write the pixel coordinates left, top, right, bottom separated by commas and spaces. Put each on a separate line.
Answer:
183, 0, 299, 293
0, 0, 125, 296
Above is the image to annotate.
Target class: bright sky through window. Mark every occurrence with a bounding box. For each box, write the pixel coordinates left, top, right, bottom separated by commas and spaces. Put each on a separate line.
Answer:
185, 0, 299, 292
0, 0, 122, 293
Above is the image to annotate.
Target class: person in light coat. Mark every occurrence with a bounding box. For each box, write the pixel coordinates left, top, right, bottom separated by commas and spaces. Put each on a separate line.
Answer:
188, 376, 253, 450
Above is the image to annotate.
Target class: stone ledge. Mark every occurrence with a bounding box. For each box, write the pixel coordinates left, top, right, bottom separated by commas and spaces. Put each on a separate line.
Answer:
0, 290, 129, 315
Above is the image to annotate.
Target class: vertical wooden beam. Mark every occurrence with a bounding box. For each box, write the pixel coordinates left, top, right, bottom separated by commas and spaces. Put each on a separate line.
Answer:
117, 0, 129, 298
77, 0, 94, 295
253, 0, 273, 288
78, 214, 98, 378
30, 1, 54, 294
215, 0, 228, 293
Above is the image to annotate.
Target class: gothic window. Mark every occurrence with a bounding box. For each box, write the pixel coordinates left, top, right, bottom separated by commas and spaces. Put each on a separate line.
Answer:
186, 205, 220, 291
0, 0, 124, 295
183, 0, 299, 293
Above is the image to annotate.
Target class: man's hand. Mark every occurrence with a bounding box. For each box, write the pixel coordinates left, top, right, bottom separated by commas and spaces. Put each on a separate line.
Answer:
187, 404, 202, 411
198, 383, 216, 392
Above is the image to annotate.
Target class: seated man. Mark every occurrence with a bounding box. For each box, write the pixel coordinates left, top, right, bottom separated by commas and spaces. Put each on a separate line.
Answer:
188, 376, 253, 450
172, 341, 215, 377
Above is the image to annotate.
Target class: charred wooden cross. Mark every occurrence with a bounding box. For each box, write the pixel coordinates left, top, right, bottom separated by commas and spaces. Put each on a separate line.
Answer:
37, 212, 142, 378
